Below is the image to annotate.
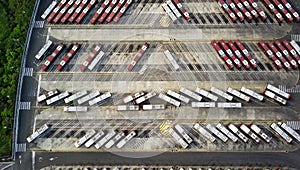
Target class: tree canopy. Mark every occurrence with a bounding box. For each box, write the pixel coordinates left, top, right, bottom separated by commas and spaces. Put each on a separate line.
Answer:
0, 0, 35, 158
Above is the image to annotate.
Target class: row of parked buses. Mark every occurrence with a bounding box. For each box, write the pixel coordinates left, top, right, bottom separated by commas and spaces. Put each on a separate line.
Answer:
211, 40, 257, 70
127, 43, 149, 71
165, 122, 299, 148
217, 0, 299, 23
194, 122, 300, 144
118, 83, 290, 109
212, 39, 300, 71
35, 42, 152, 72
26, 122, 300, 149
90, 0, 133, 24
37, 89, 112, 106
40, 44, 81, 71
74, 129, 137, 149
44, 0, 95, 24
41, 0, 133, 24
161, 0, 190, 22
217, 0, 267, 23
262, 0, 300, 23
258, 40, 300, 71
37, 83, 290, 108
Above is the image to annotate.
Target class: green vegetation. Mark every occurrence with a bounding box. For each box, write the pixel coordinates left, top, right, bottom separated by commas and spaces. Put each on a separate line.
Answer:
0, 0, 35, 157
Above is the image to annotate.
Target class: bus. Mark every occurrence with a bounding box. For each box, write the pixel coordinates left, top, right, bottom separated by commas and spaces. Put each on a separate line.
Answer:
179, 87, 202, 101
164, 50, 180, 71
193, 123, 216, 143
266, 84, 290, 99
158, 93, 180, 107
191, 102, 215, 108
116, 131, 136, 148
216, 123, 238, 142
35, 40, 53, 60
167, 90, 190, 103
270, 123, 292, 143
240, 87, 264, 101
206, 124, 228, 142
27, 124, 50, 143
64, 90, 88, 103
74, 129, 96, 148
174, 124, 193, 144
195, 88, 218, 101
227, 87, 250, 102
46, 91, 69, 105
169, 128, 188, 148
228, 124, 248, 143
210, 87, 233, 101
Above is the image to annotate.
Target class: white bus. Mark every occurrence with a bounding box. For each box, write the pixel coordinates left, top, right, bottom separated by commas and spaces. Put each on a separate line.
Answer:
88, 51, 105, 71
46, 91, 69, 105
142, 104, 165, 110
95, 131, 116, 149
278, 122, 300, 142
35, 41, 53, 60
169, 128, 188, 148
179, 87, 202, 101
266, 84, 290, 99
167, 90, 190, 103
27, 124, 50, 143
116, 131, 136, 148
158, 93, 181, 107
228, 124, 248, 143
63, 106, 88, 112
74, 129, 96, 148
227, 87, 250, 102
217, 102, 242, 108
240, 124, 260, 143
191, 102, 215, 108
64, 90, 88, 103
264, 90, 287, 105
270, 123, 292, 143
174, 124, 193, 144
164, 50, 180, 71
77, 91, 100, 105
250, 124, 272, 143
240, 87, 264, 101
167, 0, 181, 18
211, 87, 233, 101
162, 3, 177, 21
41, 1, 58, 19
195, 88, 218, 101
85, 131, 105, 148
117, 105, 139, 111
123, 92, 145, 103
193, 123, 216, 143
206, 124, 228, 142
216, 123, 238, 142
135, 92, 156, 104
105, 132, 125, 149
37, 89, 59, 103
290, 40, 300, 56
88, 92, 111, 106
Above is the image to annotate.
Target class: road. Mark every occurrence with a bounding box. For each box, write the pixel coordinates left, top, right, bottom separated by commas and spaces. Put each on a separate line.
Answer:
49, 26, 290, 42
36, 70, 299, 82
32, 150, 300, 169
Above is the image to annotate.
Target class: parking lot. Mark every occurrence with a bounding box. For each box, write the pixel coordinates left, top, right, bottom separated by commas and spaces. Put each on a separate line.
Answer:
22, 0, 300, 152
13, 0, 300, 169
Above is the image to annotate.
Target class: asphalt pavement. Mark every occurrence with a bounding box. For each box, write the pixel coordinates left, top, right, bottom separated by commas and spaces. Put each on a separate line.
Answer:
33, 150, 300, 169
11, 0, 300, 170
